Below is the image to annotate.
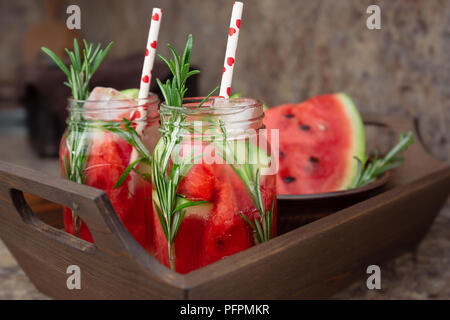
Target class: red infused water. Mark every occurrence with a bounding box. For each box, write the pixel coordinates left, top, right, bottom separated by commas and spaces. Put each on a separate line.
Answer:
152, 97, 277, 273
59, 88, 159, 253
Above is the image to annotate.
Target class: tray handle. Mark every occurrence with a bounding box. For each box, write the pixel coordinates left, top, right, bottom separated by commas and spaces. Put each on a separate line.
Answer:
362, 114, 445, 183
0, 160, 138, 257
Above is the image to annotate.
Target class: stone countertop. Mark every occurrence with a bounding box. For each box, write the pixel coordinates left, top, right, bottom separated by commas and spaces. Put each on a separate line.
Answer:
0, 131, 449, 300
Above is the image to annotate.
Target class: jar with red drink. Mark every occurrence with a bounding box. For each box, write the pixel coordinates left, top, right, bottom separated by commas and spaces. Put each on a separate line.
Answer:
59, 91, 160, 253
151, 97, 277, 273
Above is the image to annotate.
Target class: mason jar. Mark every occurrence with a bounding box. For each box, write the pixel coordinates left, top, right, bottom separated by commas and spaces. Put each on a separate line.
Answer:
152, 97, 277, 273
59, 93, 160, 253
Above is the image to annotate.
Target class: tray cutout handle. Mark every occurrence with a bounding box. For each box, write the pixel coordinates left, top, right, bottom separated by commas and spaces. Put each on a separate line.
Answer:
9, 188, 95, 253
0, 161, 136, 258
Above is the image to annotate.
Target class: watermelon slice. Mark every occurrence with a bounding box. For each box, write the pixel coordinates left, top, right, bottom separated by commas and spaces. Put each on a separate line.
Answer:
263, 93, 365, 195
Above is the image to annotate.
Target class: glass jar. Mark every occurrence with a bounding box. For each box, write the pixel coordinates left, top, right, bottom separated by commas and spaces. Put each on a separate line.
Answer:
152, 97, 277, 273
60, 94, 160, 253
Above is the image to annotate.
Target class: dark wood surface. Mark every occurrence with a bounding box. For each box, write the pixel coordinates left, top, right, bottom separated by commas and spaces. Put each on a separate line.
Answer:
0, 114, 449, 299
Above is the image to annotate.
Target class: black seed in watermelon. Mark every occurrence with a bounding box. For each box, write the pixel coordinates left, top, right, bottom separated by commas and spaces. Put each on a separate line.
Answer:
283, 176, 296, 184
309, 156, 319, 164
300, 124, 311, 131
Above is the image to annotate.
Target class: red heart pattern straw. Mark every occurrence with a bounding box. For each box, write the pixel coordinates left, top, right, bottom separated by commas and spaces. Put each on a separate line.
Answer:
128, 7, 162, 176
133, 7, 162, 135
219, 1, 243, 98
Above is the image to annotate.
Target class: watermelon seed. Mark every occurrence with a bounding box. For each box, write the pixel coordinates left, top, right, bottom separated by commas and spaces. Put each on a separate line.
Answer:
309, 156, 319, 164
300, 124, 311, 131
279, 151, 285, 158
284, 114, 294, 118
283, 176, 296, 183
318, 124, 327, 131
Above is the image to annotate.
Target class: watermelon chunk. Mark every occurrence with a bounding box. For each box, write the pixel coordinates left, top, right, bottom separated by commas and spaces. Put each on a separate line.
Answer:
264, 93, 365, 195
152, 189, 213, 273
151, 139, 277, 273
178, 163, 216, 201
61, 129, 154, 252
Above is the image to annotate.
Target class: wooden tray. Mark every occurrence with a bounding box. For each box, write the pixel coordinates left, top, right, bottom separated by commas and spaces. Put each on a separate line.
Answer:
0, 114, 449, 299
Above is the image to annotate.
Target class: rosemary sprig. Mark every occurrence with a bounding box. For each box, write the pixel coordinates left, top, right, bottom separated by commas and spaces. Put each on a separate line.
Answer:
42, 39, 113, 101
152, 144, 206, 270
42, 39, 113, 230
152, 34, 217, 270
156, 34, 199, 107
353, 131, 414, 188
102, 118, 152, 188
218, 121, 275, 244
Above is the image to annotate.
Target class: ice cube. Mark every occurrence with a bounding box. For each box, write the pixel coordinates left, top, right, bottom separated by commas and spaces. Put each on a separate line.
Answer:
83, 87, 135, 121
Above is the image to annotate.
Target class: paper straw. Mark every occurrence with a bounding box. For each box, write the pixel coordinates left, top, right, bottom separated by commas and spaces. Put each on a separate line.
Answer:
128, 8, 162, 184
219, 1, 243, 98
135, 7, 162, 135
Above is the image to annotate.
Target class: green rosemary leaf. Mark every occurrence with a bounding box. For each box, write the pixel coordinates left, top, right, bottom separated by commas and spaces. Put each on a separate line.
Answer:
352, 157, 363, 189
374, 158, 404, 175
181, 34, 193, 67
91, 43, 101, 64
154, 201, 169, 240
114, 157, 143, 189
173, 199, 208, 213
198, 86, 219, 108
64, 155, 70, 179
158, 54, 176, 78
168, 44, 181, 88
239, 212, 256, 230
384, 131, 414, 162
82, 39, 89, 53
171, 209, 186, 241
73, 39, 81, 70
156, 78, 171, 105
353, 131, 414, 188
65, 48, 78, 72
270, 194, 276, 213
106, 119, 151, 159
254, 219, 264, 244
92, 41, 114, 74
41, 47, 70, 77
185, 69, 200, 79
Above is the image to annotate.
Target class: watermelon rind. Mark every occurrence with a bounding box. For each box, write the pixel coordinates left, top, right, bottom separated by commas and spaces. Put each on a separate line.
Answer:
232, 140, 271, 169
335, 93, 366, 189
120, 88, 139, 99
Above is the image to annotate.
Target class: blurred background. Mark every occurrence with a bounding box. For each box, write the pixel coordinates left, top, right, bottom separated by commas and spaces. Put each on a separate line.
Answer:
0, 0, 448, 160
0, 0, 448, 299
